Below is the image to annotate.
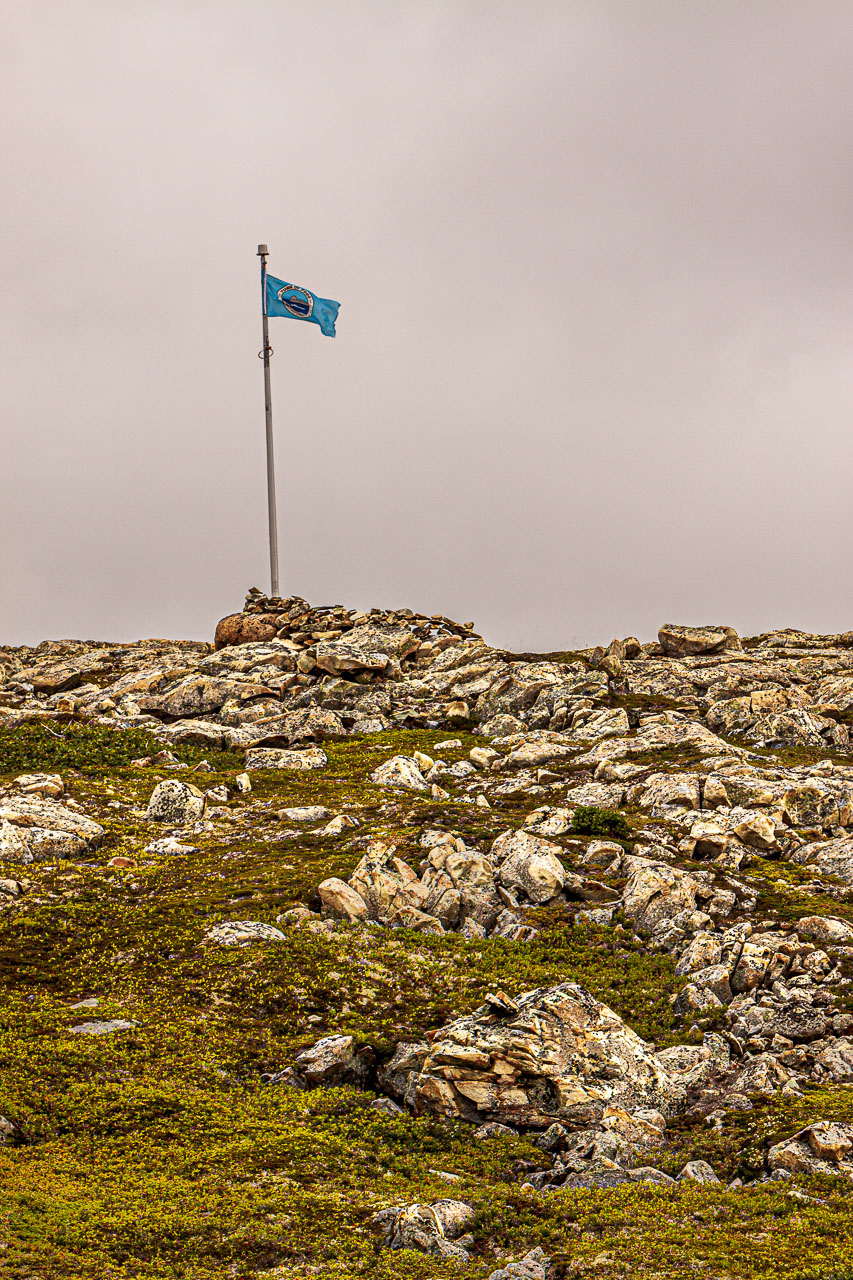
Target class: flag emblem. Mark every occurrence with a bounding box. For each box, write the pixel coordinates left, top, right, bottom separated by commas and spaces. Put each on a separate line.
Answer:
276, 284, 314, 319
265, 271, 340, 337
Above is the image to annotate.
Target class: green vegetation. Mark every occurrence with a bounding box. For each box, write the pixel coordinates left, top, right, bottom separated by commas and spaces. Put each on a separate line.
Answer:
0, 721, 242, 775
570, 805, 631, 840
0, 724, 852, 1277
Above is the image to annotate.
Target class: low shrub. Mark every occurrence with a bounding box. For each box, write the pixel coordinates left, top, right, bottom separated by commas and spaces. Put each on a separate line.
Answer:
570, 805, 630, 839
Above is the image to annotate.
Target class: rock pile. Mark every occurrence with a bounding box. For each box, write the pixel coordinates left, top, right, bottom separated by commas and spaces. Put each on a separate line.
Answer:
412, 982, 681, 1127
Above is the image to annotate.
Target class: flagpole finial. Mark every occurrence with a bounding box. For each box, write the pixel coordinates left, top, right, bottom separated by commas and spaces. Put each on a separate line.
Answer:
257, 243, 268, 257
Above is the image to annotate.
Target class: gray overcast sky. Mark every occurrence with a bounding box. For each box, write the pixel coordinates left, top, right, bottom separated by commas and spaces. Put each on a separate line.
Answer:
2, 1, 853, 650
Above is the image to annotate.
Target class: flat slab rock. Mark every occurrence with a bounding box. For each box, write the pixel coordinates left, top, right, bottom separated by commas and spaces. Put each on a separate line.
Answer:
68, 1020, 137, 1036
658, 624, 742, 656
205, 921, 286, 947
245, 747, 328, 771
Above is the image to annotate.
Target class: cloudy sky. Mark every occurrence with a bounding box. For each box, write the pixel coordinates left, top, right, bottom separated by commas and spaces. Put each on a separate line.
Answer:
3, 1, 853, 649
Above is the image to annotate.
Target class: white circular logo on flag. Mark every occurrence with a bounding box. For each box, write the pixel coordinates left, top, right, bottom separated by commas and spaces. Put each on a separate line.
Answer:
277, 285, 314, 318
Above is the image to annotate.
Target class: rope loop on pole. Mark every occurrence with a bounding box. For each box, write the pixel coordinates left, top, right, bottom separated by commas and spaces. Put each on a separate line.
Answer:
258, 345, 274, 359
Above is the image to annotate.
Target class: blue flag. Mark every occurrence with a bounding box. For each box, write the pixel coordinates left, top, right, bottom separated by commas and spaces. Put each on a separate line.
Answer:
265, 272, 340, 337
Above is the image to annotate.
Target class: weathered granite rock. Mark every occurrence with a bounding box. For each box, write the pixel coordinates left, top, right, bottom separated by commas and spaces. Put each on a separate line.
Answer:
205, 920, 286, 947
370, 1198, 474, 1260
244, 746, 328, 771
414, 982, 681, 1127
378, 1041, 430, 1107
485, 1248, 549, 1280
676, 1159, 720, 1184
796, 915, 853, 946
796, 836, 853, 884
317, 877, 368, 921
146, 780, 206, 825
658, 624, 742, 656
0, 796, 105, 860
369, 756, 428, 791
294, 1035, 375, 1088
621, 861, 699, 934
769, 1122, 853, 1178
14, 773, 64, 798
492, 830, 566, 905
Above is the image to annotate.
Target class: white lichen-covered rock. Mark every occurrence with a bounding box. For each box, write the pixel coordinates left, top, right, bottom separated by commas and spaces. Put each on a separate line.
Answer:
658, 624, 741, 656
414, 982, 682, 1127
621, 859, 699, 934
370, 1199, 474, 1260
0, 796, 105, 860
369, 755, 428, 791
294, 1034, 375, 1088
492, 829, 566, 905
245, 746, 328, 770
205, 920, 286, 947
146, 780, 206, 825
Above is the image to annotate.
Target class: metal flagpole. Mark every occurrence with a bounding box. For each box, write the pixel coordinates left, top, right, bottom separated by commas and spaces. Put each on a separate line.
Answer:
257, 243, 280, 598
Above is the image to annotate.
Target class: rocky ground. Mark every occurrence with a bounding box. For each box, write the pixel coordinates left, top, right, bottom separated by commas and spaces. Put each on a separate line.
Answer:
1, 592, 853, 1278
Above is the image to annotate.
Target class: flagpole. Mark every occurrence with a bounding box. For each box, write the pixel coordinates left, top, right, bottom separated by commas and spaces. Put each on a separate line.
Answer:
257, 243, 280, 598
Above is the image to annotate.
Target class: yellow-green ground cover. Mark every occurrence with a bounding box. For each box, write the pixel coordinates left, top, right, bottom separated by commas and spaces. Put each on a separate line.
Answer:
0, 726, 851, 1278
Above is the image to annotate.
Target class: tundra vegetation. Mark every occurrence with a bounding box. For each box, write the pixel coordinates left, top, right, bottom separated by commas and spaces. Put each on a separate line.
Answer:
1, 597, 853, 1278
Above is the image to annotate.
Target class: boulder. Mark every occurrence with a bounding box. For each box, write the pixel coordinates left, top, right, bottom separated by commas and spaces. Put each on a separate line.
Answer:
369, 756, 428, 791
797, 836, 853, 885
486, 1248, 549, 1280
140, 675, 266, 718
370, 1199, 474, 1261
14, 773, 64, 798
378, 1041, 430, 1107
245, 747, 328, 771
676, 1159, 720, 1184
0, 796, 105, 860
621, 861, 699, 935
146, 780, 206, 825
796, 915, 853, 946
492, 829, 566, 905
769, 1122, 853, 1178
205, 920, 286, 947
317, 877, 368, 921
658, 624, 741, 657
294, 1034, 375, 1088
278, 806, 330, 823
414, 982, 681, 1127
314, 641, 390, 675
348, 841, 430, 921
214, 612, 279, 649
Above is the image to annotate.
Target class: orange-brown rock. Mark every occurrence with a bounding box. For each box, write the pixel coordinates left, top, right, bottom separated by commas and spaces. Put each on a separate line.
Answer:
214, 612, 279, 650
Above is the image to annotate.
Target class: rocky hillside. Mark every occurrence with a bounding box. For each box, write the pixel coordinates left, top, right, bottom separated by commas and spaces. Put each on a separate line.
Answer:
1, 593, 853, 1278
